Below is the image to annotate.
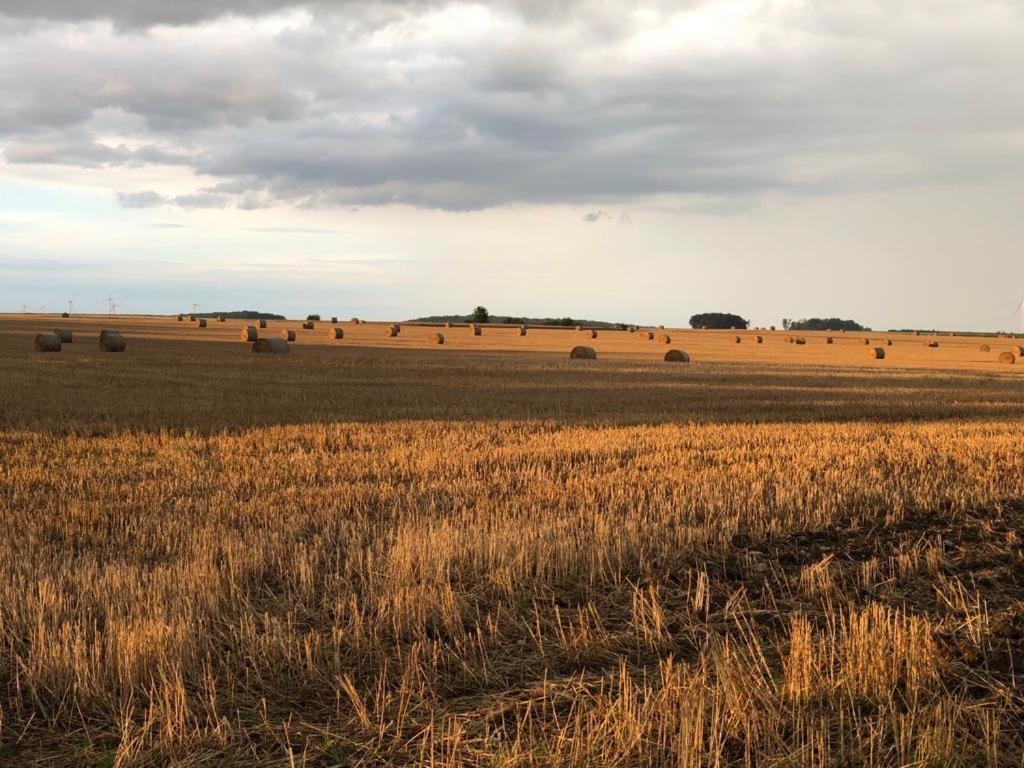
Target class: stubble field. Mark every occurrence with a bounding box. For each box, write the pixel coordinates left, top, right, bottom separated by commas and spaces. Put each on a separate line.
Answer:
1, 315, 1023, 766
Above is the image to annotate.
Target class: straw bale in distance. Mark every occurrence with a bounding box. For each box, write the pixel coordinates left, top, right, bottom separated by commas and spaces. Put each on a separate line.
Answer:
217, 316, 225, 322
999, 351, 1016, 365
328, 328, 344, 340
826, 337, 833, 344
385, 324, 400, 337
302, 321, 314, 330
176, 314, 183, 321
53, 328, 73, 343
331, 317, 338, 324
732, 335, 741, 343
252, 338, 289, 354
432, 332, 445, 344
351, 318, 361, 324
281, 329, 296, 341
34, 333, 61, 352
639, 331, 654, 340
61, 312, 70, 318
885, 339, 893, 346
867, 347, 885, 360
794, 338, 807, 345
926, 341, 939, 348
469, 323, 481, 336
258, 319, 267, 329
197, 318, 207, 328
99, 330, 125, 352
188, 315, 196, 321
588, 329, 598, 338
863, 338, 871, 345
657, 334, 672, 344
980, 344, 991, 352
518, 325, 527, 336
241, 326, 258, 342
664, 349, 690, 362
754, 335, 763, 343
569, 345, 597, 359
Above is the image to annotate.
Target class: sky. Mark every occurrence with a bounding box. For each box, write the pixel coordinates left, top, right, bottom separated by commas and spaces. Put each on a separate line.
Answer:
1, 0, 1023, 329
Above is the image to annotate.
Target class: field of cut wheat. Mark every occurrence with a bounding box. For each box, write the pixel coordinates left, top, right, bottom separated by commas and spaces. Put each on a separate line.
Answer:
1, 315, 1023, 766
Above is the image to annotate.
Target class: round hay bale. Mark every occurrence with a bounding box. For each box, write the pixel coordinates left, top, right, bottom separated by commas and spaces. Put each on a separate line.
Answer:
99, 330, 125, 352
979, 344, 991, 352
732, 335, 741, 343
867, 347, 885, 360
657, 334, 672, 344
197, 318, 207, 328
786, 336, 795, 344
302, 321, 314, 330
664, 349, 690, 362
639, 330, 654, 341
253, 338, 289, 354
575, 325, 582, 332
885, 339, 893, 346
588, 329, 597, 338
1013, 345, 1024, 356
794, 337, 807, 345
241, 326, 258, 342
519, 325, 527, 336
999, 351, 1016, 365
926, 341, 939, 348
569, 345, 597, 359
53, 328, 73, 343
351, 318, 361, 324
217, 316, 226, 323
62, 312, 70, 318
34, 333, 61, 352
188, 315, 196, 322
469, 323, 481, 336
328, 327, 344, 340
863, 338, 871, 345
754, 335, 763, 343
385, 324, 400, 337
913, 331, 920, 336
331, 317, 338, 324
176, 314, 183, 321
258, 319, 267, 329
432, 332, 445, 344
826, 337, 834, 344
769, 326, 776, 331
281, 329, 296, 341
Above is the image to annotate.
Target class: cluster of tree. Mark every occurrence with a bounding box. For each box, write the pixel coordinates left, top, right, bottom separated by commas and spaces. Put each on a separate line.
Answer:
783, 317, 868, 331
409, 307, 628, 329
689, 312, 749, 330
196, 310, 286, 320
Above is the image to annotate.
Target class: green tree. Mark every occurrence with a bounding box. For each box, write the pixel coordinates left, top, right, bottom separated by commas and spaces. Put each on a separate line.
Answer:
470, 306, 490, 323
307, 314, 321, 321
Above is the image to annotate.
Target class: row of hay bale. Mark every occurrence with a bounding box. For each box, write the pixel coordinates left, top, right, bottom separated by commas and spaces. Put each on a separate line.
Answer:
34, 329, 124, 352
570, 345, 690, 362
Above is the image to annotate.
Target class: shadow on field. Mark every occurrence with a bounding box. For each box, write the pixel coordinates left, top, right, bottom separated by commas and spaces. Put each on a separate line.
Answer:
2, 333, 1024, 434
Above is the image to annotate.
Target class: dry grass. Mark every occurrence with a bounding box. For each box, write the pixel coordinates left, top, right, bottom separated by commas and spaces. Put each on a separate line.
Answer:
1, 315, 1023, 766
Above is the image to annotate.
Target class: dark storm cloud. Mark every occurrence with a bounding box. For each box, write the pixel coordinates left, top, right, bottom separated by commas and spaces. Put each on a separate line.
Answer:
2, 1, 1023, 211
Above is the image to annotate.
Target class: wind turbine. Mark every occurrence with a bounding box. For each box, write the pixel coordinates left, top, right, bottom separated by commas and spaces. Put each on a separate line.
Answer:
1013, 288, 1024, 336
98, 297, 118, 315
66, 297, 77, 315
111, 300, 125, 315
19, 303, 29, 314
191, 301, 205, 315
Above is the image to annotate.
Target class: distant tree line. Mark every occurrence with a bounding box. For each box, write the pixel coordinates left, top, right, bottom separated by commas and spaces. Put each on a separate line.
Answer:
689, 312, 749, 330
196, 310, 286, 320
783, 317, 868, 331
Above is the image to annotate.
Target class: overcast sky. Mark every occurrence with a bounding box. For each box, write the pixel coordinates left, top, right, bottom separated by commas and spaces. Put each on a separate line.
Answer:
2, 1, 1023, 328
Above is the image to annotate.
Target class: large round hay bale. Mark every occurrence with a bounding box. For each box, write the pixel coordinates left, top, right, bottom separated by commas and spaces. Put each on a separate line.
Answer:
281, 329, 296, 341
786, 336, 794, 344
519, 325, 527, 336
351, 318, 361, 324
385, 324, 400, 337
331, 317, 338, 324
825, 337, 833, 344
469, 323, 481, 336
53, 328, 73, 343
732, 335, 741, 343
241, 326, 258, 342
588, 329, 597, 338
979, 344, 991, 352
62, 312, 70, 318
432, 332, 445, 344
34, 333, 61, 352
885, 339, 893, 346
639, 330, 654, 341
863, 338, 871, 345
188, 315, 196, 322
217, 316, 226, 323
1013, 345, 1024, 356
328, 328, 344, 340
569, 345, 597, 359
99, 330, 125, 352
657, 334, 672, 344
913, 331, 920, 336
754, 335, 763, 343
258, 319, 267, 329
999, 351, 1016, 365
866, 347, 885, 360
664, 349, 690, 362
794, 337, 807, 345
769, 325, 776, 331
197, 318, 207, 328
176, 314, 183, 321
302, 321, 314, 330
253, 338, 289, 354
926, 341, 939, 348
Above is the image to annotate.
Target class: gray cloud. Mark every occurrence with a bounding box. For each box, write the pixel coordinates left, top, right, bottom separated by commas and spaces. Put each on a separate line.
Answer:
3, 2, 1024, 212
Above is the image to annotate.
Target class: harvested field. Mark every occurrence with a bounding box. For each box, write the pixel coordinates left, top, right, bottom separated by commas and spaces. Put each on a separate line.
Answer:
0, 314, 1023, 766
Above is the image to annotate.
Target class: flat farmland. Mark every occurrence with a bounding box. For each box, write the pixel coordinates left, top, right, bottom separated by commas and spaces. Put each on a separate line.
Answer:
1, 314, 1023, 766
